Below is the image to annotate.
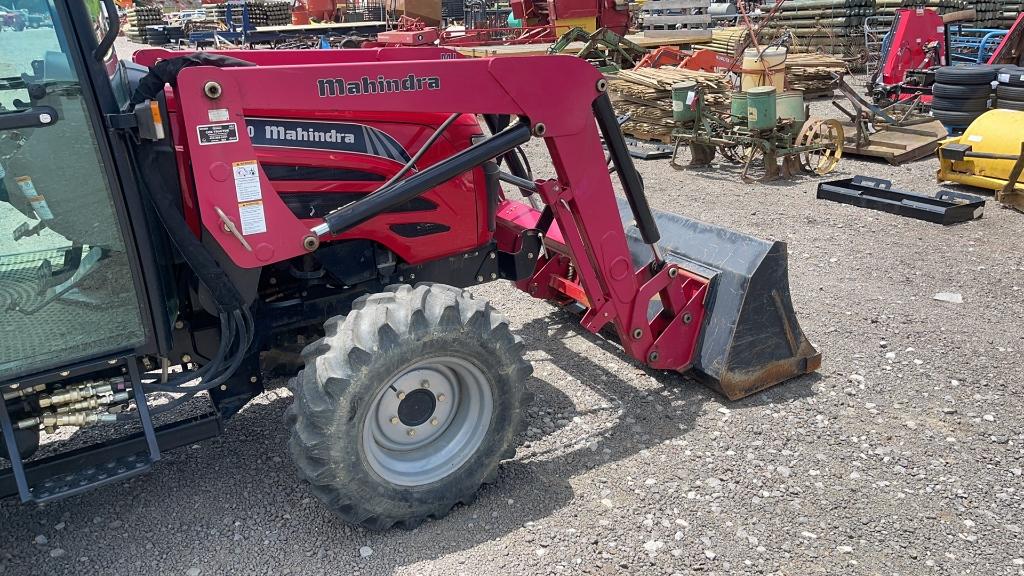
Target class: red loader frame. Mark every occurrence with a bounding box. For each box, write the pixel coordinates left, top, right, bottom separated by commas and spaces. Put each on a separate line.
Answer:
156, 51, 710, 374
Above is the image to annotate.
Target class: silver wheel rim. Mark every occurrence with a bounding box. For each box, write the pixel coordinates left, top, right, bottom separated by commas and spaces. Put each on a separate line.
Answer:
362, 356, 493, 487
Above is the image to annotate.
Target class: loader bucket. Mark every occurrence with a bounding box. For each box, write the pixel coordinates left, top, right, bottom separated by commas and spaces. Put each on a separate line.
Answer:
615, 198, 821, 400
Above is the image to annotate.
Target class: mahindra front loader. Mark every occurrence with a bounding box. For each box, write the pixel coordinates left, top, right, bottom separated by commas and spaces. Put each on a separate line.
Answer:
0, 0, 819, 529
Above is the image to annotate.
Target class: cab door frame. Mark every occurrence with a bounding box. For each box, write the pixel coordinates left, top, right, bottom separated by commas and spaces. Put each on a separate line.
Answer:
0, 0, 171, 385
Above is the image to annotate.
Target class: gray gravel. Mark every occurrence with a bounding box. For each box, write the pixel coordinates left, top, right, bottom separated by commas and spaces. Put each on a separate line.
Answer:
2, 41, 1023, 575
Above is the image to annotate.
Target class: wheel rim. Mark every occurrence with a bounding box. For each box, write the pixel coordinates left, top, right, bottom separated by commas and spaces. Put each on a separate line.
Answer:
798, 119, 844, 175
362, 356, 493, 487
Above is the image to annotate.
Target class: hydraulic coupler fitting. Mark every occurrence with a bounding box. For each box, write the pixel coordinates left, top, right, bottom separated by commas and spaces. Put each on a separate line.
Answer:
17, 411, 117, 430
2, 383, 47, 401
55, 391, 130, 414
38, 381, 116, 408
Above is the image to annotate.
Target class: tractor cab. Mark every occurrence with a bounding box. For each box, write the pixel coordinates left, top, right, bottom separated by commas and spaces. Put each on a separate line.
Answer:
0, 0, 148, 387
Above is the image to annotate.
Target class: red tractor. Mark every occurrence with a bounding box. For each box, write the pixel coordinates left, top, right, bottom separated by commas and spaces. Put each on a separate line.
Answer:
0, 0, 819, 529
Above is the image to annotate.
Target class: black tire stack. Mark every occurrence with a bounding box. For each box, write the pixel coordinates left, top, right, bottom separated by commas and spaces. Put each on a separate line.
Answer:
164, 25, 185, 44
995, 66, 1024, 112
145, 25, 168, 45
125, 6, 163, 44
930, 66, 997, 130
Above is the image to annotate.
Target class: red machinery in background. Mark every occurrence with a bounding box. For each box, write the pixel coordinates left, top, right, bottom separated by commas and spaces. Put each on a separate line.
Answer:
869, 7, 947, 104
867, 7, 1019, 104
436, 0, 630, 47
510, 0, 629, 36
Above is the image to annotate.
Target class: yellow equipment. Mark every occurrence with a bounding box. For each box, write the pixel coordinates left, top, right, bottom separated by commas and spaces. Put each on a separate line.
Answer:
937, 109, 1024, 194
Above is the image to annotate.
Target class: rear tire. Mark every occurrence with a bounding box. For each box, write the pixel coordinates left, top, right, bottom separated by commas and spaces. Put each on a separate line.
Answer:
286, 283, 533, 530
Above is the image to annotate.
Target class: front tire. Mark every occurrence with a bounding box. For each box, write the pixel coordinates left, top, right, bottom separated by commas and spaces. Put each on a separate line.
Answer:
286, 283, 533, 530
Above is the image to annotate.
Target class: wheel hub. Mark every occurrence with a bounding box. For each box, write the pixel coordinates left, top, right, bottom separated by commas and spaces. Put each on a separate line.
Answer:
397, 388, 436, 427
362, 357, 493, 486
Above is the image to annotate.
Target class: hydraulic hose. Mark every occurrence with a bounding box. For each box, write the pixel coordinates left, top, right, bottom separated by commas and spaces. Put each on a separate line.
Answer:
375, 112, 460, 192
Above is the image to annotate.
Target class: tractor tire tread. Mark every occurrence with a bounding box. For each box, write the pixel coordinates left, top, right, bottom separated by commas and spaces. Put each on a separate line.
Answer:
287, 283, 533, 530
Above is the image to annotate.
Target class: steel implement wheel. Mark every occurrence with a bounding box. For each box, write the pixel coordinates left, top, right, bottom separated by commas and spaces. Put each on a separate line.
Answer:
286, 283, 533, 530
797, 119, 844, 175
718, 144, 744, 164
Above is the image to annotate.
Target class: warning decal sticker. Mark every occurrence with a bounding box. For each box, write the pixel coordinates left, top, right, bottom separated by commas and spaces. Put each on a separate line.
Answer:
238, 200, 267, 235
232, 160, 265, 235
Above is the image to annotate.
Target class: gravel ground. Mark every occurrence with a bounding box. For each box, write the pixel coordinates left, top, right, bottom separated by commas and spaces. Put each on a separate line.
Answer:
2, 40, 1023, 576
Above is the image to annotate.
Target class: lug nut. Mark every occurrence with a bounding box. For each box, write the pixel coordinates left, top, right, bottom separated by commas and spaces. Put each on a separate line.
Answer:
397, 391, 406, 400
437, 394, 446, 402
420, 380, 429, 389
431, 418, 439, 426
407, 429, 416, 437
390, 416, 400, 425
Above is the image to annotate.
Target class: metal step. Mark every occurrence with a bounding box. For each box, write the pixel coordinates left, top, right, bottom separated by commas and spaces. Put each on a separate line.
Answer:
1, 359, 161, 503
32, 452, 151, 502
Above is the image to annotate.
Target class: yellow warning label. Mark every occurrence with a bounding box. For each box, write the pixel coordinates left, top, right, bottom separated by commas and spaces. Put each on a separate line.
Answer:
238, 200, 266, 235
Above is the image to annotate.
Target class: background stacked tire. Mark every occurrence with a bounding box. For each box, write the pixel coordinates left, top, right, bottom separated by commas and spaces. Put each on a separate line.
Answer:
930, 65, 996, 131
995, 66, 1024, 112
125, 6, 162, 44
145, 25, 168, 45
164, 25, 185, 44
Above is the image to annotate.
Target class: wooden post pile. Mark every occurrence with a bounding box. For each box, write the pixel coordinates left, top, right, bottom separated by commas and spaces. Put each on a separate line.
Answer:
758, 0, 878, 70
608, 67, 731, 142
697, 26, 751, 58
1002, 3, 1023, 29
202, 1, 294, 27
124, 6, 163, 44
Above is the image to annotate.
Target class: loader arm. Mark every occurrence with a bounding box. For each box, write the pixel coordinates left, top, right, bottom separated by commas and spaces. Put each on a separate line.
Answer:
164, 52, 818, 397
169, 54, 707, 373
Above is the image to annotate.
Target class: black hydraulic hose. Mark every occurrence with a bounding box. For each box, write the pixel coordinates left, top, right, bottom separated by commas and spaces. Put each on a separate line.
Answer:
119, 140, 253, 418
320, 122, 532, 235
375, 112, 460, 192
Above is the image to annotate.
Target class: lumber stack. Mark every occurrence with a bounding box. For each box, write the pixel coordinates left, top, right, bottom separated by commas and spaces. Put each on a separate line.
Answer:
758, 0, 878, 70
785, 53, 848, 96
896, 0, 1002, 27
124, 6, 163, 44
608, 67, 731, 141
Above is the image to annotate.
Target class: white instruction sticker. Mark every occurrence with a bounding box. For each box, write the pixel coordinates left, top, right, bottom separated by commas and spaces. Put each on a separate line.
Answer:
999, 73, 1010, 83
232, 160, 262, 202
238, 200, 266, 235
208, 108, 230, 122
967, 134, 983, 143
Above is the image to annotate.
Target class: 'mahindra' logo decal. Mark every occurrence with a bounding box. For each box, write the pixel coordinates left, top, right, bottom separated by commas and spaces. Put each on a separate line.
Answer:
317, 74, 441, 97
